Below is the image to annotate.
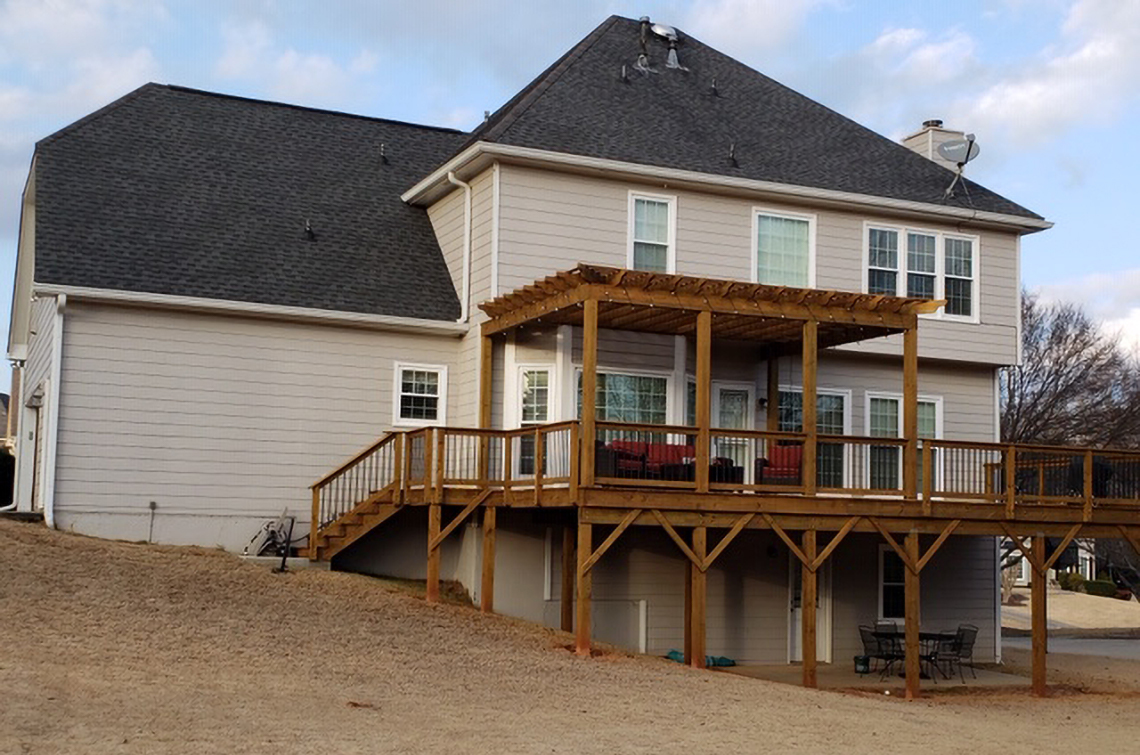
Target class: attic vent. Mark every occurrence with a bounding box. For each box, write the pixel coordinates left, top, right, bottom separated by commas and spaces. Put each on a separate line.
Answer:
651, 22, 687, 70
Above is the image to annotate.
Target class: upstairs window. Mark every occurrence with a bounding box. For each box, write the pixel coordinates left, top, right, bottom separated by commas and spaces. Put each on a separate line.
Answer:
865, 226, 978, 321
629, 194, 675, 273
395, 364, 447, 426
755, 210, 814, 288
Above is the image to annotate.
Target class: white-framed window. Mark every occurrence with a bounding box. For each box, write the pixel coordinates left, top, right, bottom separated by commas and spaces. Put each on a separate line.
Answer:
393, 363, 447, 426
577, 369, 671, 425
628, 192, 676, 273
879, 545, 906, 620
518, 366, 552, 475
753, 208, 816, 288
778, 386, 852, 488
865, 392, 942, 491
863, 223, 979, 322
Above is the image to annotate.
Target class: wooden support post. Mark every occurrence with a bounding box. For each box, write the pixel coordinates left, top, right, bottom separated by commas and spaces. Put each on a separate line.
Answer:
582, 299, 599, 487
1032, 534, 1048, 696
695, 311, 712, 493
561, 524, 575, 632
766, 357, 780, 431
684, 557, 693, 663
575, 517, 593, 656
426, 502, 441, 603
1005, 446, 1017, 517
903, 324, 919, 499
904, 529, 921, 700
480, 506, 496, 614
801, 320, 818, 496
1083, 451, 1094, 521
310, 486, 320, 560
801, 528, 818, 689
690, 526, 707, 669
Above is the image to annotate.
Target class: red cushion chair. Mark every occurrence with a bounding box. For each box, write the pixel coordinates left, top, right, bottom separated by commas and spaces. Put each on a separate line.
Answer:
761, 445, 803, 484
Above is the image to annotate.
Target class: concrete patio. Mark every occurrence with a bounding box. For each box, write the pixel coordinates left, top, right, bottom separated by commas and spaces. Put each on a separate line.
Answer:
718, 663, 1028, 691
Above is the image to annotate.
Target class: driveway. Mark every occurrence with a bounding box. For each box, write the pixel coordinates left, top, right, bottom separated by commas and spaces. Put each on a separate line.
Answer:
1005, 636, 1140, 661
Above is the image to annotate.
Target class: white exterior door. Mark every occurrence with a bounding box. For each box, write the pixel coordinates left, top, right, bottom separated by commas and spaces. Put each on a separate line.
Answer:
712, 383, 753, 474
788, 554, 832, 663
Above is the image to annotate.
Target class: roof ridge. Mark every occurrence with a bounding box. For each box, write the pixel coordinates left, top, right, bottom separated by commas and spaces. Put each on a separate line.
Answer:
162, 85, 468, 134
465, 15, 622, 147
36, 83, 164, 149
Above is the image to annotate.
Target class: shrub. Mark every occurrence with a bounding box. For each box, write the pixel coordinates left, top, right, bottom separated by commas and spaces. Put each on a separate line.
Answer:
1057, 572, 1085, 591
1084, 580, 1119, 598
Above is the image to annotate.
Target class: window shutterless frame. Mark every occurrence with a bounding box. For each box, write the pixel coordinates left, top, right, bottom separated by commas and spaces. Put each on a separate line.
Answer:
627, 191, 677, 274
861, 221, 981, 324
752, 206, 817, 288
392, 362, 448, 427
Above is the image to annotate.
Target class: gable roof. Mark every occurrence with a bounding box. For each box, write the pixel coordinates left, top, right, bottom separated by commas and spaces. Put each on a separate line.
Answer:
33, 84, 466, 320
463, 16, 1041, 221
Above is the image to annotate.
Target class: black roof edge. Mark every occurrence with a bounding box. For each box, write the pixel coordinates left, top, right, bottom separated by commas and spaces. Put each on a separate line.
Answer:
36, 82, 469, 151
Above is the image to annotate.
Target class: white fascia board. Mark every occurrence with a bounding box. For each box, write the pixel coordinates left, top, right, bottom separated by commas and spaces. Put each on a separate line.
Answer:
31, 284, 469, 337
403, 141, 1053, 234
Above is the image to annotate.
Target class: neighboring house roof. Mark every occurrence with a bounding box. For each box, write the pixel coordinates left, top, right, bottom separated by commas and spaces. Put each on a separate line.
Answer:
34, 85, 466, 320
463, 16, 1041, 221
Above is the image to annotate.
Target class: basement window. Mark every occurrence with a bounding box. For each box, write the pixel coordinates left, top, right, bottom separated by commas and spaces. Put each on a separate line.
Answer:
394, 363, 447, 426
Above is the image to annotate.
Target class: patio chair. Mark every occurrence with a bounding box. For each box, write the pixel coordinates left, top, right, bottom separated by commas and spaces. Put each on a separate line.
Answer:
858, 625, 892, 674
939, 624, 979, 681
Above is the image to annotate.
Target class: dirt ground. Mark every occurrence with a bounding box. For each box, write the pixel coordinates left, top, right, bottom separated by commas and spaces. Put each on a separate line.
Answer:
1003, 585, 1140, 631
2, 519, 1139, 754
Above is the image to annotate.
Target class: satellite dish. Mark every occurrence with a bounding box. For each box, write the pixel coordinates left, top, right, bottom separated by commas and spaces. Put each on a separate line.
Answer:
937, 135, 980, 166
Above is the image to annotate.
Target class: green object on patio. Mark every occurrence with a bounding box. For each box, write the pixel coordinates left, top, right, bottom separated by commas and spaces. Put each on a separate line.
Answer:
854, 655, 871, 675
664, 650, 736, 667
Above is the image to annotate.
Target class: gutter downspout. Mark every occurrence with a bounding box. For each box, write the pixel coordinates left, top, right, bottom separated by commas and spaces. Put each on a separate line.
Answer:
447, 171, 473, 323
43, 293, 65, 528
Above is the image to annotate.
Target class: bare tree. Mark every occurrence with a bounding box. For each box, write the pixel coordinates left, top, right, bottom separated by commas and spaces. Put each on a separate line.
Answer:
1001, 292, 1140, 598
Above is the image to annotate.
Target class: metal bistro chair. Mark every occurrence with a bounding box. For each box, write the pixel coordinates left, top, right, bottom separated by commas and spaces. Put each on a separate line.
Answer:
939, 624, 979, 682
858, 625, 890, 675
871, 622, 904, 680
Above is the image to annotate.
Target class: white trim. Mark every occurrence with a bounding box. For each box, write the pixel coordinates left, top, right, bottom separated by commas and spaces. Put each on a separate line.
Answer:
671, 336, 687, 426
995, 536, 1003, 663
861, 221, 981, 325
627, 191, 677, 273
401, 142, 1053, 233
712, 381, 756, 430
864, 391, 944, 439
555, 325, 573, 421
43, 294, 65, 528
752, 206, 817, 288
32, 284, 469, 337
1015, 234, 1023, 366
392, 362, 449, 427
491, 161, 501, 298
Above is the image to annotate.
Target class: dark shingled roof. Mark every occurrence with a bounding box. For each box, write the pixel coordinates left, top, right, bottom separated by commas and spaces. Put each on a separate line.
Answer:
465, 16, 1041, 220
34, 84, 466, 320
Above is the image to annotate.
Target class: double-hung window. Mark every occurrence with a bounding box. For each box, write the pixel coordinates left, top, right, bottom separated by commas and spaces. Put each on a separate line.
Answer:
395, 364, 447, 426
755, 210, 814, 287
578, 371, 669, 425
865, 225, 977, 321
629, 194, 675, 273
519, 368, 551, 475
867, 394, 940, 491
778, 389, 848, 488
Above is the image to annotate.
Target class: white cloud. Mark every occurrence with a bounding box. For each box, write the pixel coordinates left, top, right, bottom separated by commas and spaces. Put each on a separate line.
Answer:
683, 0, 836, 53
1036, 269, 1140, 353
958, 0, 1140, 147
213, 20, 378, 107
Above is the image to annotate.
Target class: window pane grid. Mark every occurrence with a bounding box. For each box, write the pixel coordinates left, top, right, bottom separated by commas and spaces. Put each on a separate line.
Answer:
579, 372, 669, 425
632, 198, 670, 272
868, 228, 899, 295
757, 214, 810, 287
521, 370, 550, 424
399, 368, 441, 422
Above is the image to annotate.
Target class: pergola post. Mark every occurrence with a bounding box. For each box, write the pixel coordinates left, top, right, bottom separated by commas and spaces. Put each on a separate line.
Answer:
575, 515, 593, 656
904, 529, 921, 700
581, 298, 599, 487
801, 321, 818, 495
1032, 534, 1048, 696
903, 323, 919, 499
801, 528, 818, 688
689, 525, 707, 669
695, 311, 712, 493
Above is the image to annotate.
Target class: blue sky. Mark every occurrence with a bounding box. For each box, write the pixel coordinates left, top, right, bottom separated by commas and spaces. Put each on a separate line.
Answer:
2, 0, 1139, 350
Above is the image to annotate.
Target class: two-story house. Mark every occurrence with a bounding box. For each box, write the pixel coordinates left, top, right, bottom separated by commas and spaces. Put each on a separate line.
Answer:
10, 16, 1138, 698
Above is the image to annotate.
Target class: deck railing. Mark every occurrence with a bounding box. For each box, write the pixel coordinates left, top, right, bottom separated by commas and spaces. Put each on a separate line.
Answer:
311, 421, 1140, 535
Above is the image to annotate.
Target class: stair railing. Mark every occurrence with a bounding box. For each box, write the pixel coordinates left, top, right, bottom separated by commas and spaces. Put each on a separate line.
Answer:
310, 432, 404, 550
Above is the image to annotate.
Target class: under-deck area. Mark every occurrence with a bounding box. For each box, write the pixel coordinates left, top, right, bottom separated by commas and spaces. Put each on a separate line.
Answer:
309, 267, 1140, 699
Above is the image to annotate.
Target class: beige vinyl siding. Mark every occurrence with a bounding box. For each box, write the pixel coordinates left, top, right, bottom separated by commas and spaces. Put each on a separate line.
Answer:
24, 295, 55, 395
52, 301, 461, 550
497, 163, 1020, 366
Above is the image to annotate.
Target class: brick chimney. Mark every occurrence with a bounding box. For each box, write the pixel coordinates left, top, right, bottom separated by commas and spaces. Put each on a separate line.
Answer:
902, 119, 966, 172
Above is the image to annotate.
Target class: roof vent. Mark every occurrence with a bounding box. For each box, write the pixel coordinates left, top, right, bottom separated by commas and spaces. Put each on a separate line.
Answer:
923, 119, 944, 129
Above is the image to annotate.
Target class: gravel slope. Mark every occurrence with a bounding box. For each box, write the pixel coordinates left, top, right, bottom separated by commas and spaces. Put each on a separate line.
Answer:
1, 519, 1136, 754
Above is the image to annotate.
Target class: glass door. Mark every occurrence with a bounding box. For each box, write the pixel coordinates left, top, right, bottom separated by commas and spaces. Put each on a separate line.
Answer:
713, 384, 753, 474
